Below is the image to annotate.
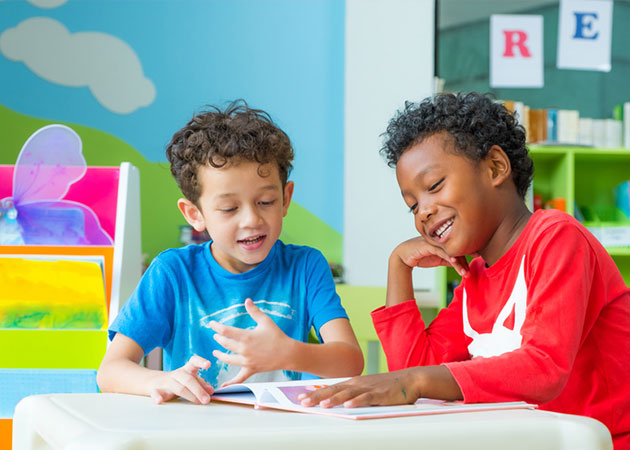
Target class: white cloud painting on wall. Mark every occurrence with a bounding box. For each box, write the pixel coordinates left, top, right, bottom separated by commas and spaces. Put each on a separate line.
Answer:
0, 17, 155, 114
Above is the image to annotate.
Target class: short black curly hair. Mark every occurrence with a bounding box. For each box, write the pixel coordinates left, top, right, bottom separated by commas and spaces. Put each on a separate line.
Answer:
380, 92, 533, 198
166, 99, 294, 205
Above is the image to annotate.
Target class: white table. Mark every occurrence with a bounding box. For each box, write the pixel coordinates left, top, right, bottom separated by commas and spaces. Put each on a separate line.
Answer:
13, 393, 613, 450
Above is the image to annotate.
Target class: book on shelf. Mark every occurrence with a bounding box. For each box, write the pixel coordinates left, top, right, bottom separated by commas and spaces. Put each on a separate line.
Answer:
557, 109, 579, 144
501, 100, 530, 142
212, 377, 537, 420
513, 101, 526, 126
586, 225, 630, 248
500, 99, 630, 148
546, 108, 558, 142
589, 119, 623, 149
528, 109, 547, 144
580, 202, 630, 247
522, 104, 531, 142
604, 119, 623, 149
578, 118, 594, 146
592, 119, 606, 148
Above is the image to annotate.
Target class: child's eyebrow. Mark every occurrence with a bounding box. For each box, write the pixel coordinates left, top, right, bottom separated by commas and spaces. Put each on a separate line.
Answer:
258, 185, 279, 192
416, 164, 440, 176
214, 185, 279, 199
215, 193, 237, 199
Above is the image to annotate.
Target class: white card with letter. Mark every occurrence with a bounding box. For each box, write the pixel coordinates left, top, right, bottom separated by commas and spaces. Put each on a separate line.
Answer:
490, 15, 543, 88
557, 0, 613, 72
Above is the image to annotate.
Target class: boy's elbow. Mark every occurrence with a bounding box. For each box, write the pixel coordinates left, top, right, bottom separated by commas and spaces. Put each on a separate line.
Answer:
96, 367, 107, 392
348, 346, 365, 376
524, 354, 572, 404
510, 359, 570, 404
352, 362, 364, 376
96, 363, 116, 393
526, 375, 568, 404
330, 344, 364, 376
96, 367, 110, 392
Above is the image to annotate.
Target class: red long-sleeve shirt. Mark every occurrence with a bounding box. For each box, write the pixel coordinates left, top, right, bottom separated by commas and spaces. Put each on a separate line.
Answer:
372, 210, 630, 448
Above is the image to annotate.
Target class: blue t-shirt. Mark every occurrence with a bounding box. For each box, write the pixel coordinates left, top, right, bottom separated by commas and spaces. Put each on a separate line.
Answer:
109, 240, 347, 387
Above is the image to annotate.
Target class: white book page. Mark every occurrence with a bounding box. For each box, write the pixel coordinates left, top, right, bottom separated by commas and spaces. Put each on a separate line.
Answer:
213, 378, 349, 407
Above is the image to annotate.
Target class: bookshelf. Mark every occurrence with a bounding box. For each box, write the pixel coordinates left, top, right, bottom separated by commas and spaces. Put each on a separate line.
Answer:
0, 160, 142, 447
530, 146, 630, 285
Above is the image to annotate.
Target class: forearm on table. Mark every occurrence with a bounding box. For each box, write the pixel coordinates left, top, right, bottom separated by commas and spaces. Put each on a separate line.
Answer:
283, 339, 364, 378
404, 365, 463, 401
97, 358, 162, 396
386, 255, 415, 307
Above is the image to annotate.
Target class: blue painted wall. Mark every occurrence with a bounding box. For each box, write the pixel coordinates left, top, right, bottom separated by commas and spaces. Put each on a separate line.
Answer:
0, 0, 344, 236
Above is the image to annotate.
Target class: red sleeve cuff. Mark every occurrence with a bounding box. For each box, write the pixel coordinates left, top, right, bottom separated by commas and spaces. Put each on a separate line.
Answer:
371, 299, 418, 323
444, 361, 478, 403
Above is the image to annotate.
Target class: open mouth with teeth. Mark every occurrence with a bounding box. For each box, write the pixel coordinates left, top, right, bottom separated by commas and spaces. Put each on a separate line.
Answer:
237, 234, 266, 250
238, 235, 264, 245
432, 218, 454, 240
238, 234, 265, 245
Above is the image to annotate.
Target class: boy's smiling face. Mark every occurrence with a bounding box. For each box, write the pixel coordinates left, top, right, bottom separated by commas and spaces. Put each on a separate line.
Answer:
178, 160, 293, 273
396, 133, 500, 258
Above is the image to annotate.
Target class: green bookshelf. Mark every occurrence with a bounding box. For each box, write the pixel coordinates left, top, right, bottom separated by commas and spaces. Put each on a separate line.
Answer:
530, 146, 630, 285
531, 146, 630, 211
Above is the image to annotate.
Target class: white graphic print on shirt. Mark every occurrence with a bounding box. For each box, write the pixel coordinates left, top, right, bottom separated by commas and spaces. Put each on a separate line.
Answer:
462, 256, 527, 358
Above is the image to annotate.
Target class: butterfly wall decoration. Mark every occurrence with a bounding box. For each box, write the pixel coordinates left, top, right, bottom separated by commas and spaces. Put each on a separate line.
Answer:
0, 124, 113, 246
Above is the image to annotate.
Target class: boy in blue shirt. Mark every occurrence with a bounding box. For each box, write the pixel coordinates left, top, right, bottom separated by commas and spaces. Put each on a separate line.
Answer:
97, 100, 364, 405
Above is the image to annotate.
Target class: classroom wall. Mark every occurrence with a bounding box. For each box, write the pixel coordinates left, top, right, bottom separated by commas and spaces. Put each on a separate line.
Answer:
343, 0, 438, 289
438, 1, 630, 116
0, 0, 345, 264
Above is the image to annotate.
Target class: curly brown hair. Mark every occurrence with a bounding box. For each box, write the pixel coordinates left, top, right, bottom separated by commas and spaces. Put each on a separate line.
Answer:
166, 100, 294, 205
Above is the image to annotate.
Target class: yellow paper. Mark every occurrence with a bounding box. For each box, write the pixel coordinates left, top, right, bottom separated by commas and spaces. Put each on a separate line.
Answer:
0, 257, 107, 329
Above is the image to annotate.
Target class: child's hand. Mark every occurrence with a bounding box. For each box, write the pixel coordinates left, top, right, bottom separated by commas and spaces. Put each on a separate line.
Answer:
209, 298, 290, 387
297, 371, 417, 408
394, 236, 470, 277
149, 355, 214, 405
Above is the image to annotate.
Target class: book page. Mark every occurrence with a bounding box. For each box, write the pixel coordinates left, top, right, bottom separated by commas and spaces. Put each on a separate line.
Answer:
270, 381, 344, 407
212, 378, 349, 407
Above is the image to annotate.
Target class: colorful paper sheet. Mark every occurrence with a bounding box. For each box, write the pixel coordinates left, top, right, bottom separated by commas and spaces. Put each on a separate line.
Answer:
0, 257, 107, 329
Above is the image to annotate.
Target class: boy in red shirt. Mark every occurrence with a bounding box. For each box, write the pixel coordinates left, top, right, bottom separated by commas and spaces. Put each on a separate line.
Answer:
300, 92, 630, 448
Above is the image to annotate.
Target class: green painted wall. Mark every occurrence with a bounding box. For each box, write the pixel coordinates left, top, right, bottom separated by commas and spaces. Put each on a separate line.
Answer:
0, 105, 341, 264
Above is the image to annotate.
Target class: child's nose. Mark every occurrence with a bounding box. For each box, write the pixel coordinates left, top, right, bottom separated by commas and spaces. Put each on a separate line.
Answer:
241, 206, 263, 227
417, 203, 437, 222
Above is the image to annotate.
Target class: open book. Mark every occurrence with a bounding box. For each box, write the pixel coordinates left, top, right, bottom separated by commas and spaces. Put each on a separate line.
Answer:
212, 377, 536, 420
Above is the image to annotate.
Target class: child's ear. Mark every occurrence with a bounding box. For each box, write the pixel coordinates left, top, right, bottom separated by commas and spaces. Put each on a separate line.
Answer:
485, 145, 512, 187
177, 198, 206, 232
282, 181, 295, 217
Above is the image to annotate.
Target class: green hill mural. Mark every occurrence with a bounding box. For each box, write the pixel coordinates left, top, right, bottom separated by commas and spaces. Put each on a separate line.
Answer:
0, 104, 342, 264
